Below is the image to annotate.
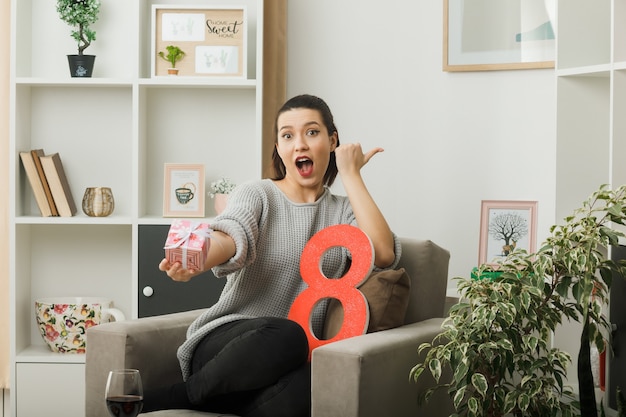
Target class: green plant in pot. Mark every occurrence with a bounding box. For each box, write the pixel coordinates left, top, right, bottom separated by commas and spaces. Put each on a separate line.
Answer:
56, 0, 100, 77
158, 45, 186, 75
411, 184, 626, 417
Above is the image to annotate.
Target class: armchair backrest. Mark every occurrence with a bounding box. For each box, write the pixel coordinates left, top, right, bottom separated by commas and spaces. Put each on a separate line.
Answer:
397, 238, 450, 324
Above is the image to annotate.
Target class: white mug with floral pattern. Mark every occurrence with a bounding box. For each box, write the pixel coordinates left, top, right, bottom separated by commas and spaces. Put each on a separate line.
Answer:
35, 297, 125, 353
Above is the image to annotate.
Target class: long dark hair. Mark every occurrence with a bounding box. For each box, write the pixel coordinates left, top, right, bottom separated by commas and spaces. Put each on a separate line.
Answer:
271, 94, 340, 187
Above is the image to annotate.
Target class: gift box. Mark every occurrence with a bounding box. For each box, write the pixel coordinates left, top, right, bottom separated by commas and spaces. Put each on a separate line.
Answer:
164, 219, 212, 270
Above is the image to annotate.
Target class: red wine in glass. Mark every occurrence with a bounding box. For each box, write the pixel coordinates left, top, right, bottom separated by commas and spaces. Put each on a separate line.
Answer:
105, 369, 143, 417
106, 395, 143, 417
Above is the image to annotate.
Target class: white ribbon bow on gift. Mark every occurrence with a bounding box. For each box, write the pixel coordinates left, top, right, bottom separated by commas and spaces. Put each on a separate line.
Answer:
164, 222, 212, 269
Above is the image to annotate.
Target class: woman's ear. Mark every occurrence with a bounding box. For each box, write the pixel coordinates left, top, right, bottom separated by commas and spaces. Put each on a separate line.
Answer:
274, 141, 284, 160
330, 132, 338, 151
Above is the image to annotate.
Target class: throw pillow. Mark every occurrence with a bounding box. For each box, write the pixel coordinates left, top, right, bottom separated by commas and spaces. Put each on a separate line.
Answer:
322, 268, 411, 339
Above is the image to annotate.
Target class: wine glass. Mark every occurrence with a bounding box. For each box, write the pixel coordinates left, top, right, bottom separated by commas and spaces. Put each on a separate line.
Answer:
105, 369, 144, 417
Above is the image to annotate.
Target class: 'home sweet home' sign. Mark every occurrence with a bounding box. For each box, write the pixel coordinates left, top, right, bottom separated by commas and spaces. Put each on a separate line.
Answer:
152, 6, 246, 78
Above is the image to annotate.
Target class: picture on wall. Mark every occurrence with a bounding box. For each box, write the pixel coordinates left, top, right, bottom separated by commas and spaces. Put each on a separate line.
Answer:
444, 0, 555, 71
478, 200, 538, 265
163, 163, 205, 217
152, 6, 246, 77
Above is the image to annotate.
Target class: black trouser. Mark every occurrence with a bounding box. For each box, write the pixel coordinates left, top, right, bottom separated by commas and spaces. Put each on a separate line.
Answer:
143, 317, 311, 417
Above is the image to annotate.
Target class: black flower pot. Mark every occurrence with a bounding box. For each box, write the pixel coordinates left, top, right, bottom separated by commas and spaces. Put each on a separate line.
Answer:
67, 55, 96, 77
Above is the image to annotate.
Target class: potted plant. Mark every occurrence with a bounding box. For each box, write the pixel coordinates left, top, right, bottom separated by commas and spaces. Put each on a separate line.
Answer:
208, 177, 236, 215
56, 0, 101, 77
411, 184, 626, 417
158, 45, 186, 75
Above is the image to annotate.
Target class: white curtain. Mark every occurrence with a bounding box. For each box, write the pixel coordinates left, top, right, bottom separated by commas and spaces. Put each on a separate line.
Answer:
1, 0, 10, 390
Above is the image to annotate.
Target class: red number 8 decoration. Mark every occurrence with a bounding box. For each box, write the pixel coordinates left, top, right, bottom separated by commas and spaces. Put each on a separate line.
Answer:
288, 224, 374, 358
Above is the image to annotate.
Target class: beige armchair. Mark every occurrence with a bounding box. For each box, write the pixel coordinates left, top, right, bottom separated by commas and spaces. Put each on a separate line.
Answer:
85, 238, 454, 417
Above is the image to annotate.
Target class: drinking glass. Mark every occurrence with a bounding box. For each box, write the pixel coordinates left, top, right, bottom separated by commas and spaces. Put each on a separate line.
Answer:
105, 369, 144, 417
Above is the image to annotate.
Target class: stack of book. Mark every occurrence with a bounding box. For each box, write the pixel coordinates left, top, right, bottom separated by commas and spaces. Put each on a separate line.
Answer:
20, 149, 77, 217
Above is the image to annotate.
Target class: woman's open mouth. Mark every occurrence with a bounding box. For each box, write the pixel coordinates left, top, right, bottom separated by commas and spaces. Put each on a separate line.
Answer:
295, 157, 314, 177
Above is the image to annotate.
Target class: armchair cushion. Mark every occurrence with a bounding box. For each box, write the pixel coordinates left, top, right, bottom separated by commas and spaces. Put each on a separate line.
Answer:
323, 268, 411, 338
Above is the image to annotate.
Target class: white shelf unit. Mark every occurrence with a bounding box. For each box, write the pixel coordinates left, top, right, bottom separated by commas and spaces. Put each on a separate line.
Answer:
9, 0, 270, 416
555, 0, 626, 409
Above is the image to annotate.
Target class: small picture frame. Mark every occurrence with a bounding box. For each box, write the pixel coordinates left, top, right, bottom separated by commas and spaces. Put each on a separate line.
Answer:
163, 163, 205, 217
152, 5, 247, 78
478, 200, 538, 265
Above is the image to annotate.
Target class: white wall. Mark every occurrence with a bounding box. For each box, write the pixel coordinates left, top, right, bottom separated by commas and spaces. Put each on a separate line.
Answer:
286, 0, 557, 286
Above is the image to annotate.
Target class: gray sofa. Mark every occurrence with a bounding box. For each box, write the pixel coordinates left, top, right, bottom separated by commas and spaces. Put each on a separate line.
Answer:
85, 238, 454, 417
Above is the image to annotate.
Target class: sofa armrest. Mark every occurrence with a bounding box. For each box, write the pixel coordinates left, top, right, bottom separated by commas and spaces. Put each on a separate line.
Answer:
311, 318, 454, 417
85, 309, 204, 417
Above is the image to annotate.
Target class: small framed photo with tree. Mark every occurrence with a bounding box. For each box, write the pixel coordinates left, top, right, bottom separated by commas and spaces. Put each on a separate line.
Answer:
478, 200, 538, 265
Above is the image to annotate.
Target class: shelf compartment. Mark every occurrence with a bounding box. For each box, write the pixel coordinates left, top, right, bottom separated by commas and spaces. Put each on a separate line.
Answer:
14, 85, 133, 218
137, 86, 259, 218
14, 0, 139, 79
556, 75, 611, 220
138, 0, 260, 80
13, 224, 133, 357
556, 0, 611, 69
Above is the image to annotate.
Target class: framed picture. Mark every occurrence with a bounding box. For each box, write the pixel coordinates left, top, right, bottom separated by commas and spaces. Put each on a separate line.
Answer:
478, 200, 538, 265
163, 163, 205, 217
444, 0, 555, 72
152, 5, 247, 77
